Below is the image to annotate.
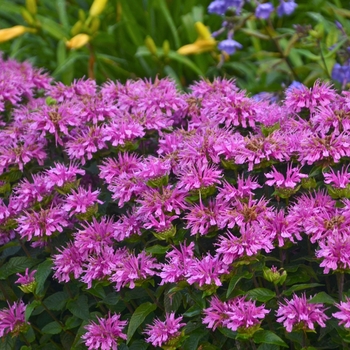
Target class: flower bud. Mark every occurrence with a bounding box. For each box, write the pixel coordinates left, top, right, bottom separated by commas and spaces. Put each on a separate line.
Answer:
0, 26, 31, 43
263, 266, 287, 285
89, 0, 108, 17
89, 17, 100, 33
21, 7, 35, 26
26, 0, 37, 15
71, 20, 84, 36
145, 35, 158, 56
66, 33, 90, 49
152, 224, 176, 241
162, 40, 170, 57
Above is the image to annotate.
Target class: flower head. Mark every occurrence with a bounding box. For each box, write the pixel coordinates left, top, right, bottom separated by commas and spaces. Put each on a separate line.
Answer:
276, 293, 329, 332
15, 268, 37, 293
82, 312, 127, 350
144, 313, 185, 348
0, 300, 28, 337
333, 297, 350, 329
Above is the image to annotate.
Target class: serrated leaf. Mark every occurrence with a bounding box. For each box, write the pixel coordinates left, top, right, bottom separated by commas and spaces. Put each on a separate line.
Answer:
183, 329, 207, 350
25, 300, 41, 322
164, 291, 182, 313
218, 327, 237, 339
309, 292, 336, 305
246, 288, 276, 302
42, 321, 62, 334
129, 340, 148, 350
44, 291, 69, 311
35, 259, 53, 295
254, 330, 288, 347
0, 257, 38, 279
67, 295, 89, 320
145, 245, 170, 255
226, 271, 253, 298
127, 302, 157, 344
283, 283, 323, 296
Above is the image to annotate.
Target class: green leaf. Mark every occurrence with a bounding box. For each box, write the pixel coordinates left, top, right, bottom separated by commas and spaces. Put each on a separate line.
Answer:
0, 335, 15, 350
254, 330, 288, 347
157, 0, 180, 47
67, 295, 90, 320
127, 302, 157, 344
65, 316, 82, 330
246, 288, 276, 302
183, 304, 202, 317
37, 15, 68, 40
309, 292, 336, 305
129, 340, 148, 350
44, 291, 69, 311
167, 50, 203, 76
283, 283, 323, 296
25, 300, 41, 322
218, 327, 237, 339
183, 329, 207, 350
0, 257, 38, 279
164, 291, 182, 313
42, 321, 62, 335
35, 259, 53, 295
226, 271, 253, 298
145, 245, 171, 255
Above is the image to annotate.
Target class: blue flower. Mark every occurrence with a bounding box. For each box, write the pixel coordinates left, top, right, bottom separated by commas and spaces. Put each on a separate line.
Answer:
218, 38, 243, 55
255, 3, 274, 20
277, 0, 297, 17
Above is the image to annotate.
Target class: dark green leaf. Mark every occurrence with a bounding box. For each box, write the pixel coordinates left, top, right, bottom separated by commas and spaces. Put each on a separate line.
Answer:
145, 245, 170, 255
283, 283, 323, 296
42, 321, 62, 335
246, 288, 276, 302
309, 292, 336, 305
164, 291, 182, 313
67, 295, 90, 320
129, 340, 148, 350
44, 291, 69, 311
127, 302, 157, 343
226, 271, 253, 298
0, 257, 38, 279
25, 300, 41, 322
183, 329, 207, 350
35, 259, 53, 295
254, 330, 288, 348
218, 327, 237, 339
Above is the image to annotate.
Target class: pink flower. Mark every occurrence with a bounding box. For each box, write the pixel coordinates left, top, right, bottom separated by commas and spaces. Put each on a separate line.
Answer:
62, 186, 103, 217
15, 268, 36, 285
333, 297, 350, 329
316, 231, 350, 273
52, 242, 83, 283
45, 161, 85, 189
160, 242, 195, 284
276, 293, 329, 332
82, 312, 127, 350
74, 217, 116, 258
109, 251, 159, 291
0, 300, 28, 337
144, 312, 185, 348
323, 165, 350, 189
185, 254, 229, 288
265, 163, 307, 188
203, 296, 269, 332
16, 206, 69, 242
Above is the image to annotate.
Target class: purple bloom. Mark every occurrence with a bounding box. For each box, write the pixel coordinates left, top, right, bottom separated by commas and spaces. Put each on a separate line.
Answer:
255, 3, 274, 19
277, 0, 297, 17
203, 296, 269, 332
333, 298, 350, 329
15, 268, 36, 285
52, 242, 83, 283
265, 163, 307, 189
144, 313, 185, 348
323, 165, 350, 189
218, 39, 243, 55
0, 300, 28, 337
62, 186, 103, 217
276, 293, 328, 332
82, 312, 127, 350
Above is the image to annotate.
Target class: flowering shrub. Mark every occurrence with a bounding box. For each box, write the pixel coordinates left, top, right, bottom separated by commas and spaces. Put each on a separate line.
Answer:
3, 54, 350, 349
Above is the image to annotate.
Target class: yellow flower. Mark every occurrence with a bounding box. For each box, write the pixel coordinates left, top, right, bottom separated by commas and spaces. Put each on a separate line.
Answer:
0, 25, 30, 43
89, 0, 108, 17
66, 33, 90, 49
177, 22, 216, 55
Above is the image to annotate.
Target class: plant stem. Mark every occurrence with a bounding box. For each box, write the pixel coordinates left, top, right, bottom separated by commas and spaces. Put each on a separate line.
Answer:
336, 272, 345, 301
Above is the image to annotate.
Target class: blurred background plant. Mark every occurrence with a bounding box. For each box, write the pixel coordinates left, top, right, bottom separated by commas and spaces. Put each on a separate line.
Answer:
1, 0, 350, 90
